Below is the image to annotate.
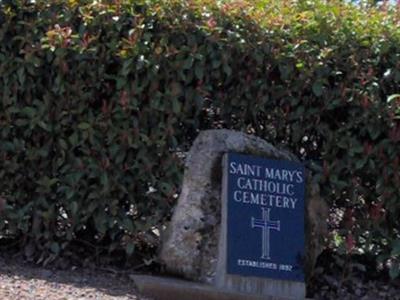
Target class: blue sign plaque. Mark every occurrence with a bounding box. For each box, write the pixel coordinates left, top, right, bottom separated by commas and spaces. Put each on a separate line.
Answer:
226, 153, 305, 282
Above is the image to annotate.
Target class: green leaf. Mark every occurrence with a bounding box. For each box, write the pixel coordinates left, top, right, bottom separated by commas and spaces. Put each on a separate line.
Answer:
66, 188, 75, 200
387, 94, 400, 103
38, 121, 51, 132
21, 107, 36, 118
15, 119, 29, 126
121, 58, 133, 76
126, 243, 135, 256
355, 159, 366, 170
68, 133, 79, 146
94, 212, 107, 234
391, 239, 400, 256
123, 218, 134, 232
70, 201, 78, 215
100, 173, 109, 192
312, 82, 323, 97
78, 122, 91, 130
50, 242, 60, 254
389, 263, 400, 279
59, 139, 68, 150
223, 64, 232, 77
195, 63, 204, 80
368, 126, 380, 140
172, 98, 181, 114
183, 56, 194, 69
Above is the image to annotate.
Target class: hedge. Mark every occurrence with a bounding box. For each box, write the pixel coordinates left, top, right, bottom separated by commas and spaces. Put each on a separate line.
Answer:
0, 0, 399, 275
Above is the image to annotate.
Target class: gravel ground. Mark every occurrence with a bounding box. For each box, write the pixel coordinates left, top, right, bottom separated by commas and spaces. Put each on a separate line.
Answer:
0, 255, 150, 300
1, 252, 400, 299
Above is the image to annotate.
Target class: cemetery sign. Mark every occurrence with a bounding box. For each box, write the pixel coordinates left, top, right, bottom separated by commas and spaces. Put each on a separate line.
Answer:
226, 152, 305, 282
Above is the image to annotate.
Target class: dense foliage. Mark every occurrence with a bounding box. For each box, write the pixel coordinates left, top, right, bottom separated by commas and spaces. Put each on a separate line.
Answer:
0, 0, 399, 277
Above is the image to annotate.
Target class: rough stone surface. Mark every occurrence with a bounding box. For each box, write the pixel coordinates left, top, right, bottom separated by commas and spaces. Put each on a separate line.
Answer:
159, 129, 327, 284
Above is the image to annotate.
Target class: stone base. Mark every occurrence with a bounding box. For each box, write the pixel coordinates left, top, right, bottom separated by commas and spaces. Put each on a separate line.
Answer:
131, 275, 307, 300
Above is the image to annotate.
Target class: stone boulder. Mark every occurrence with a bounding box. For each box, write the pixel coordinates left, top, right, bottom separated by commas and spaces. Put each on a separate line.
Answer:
159, 129, 327, 284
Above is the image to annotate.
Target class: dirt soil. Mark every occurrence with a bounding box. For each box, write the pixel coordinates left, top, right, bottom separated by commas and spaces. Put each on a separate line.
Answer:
0, 254, 151, 300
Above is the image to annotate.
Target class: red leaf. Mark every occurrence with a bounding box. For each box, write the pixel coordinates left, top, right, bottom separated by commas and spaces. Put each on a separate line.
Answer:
0, 197, 5, 214
369, 203, 383, 222
206, 17, 217, 29
323, 160, 329, 178
343, 208, 354, 229
346, 234, 355, 253
363, 141, 373, 155
120, 90, 129, 109
361, 96, 370, 109
102, 99, 109, 115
